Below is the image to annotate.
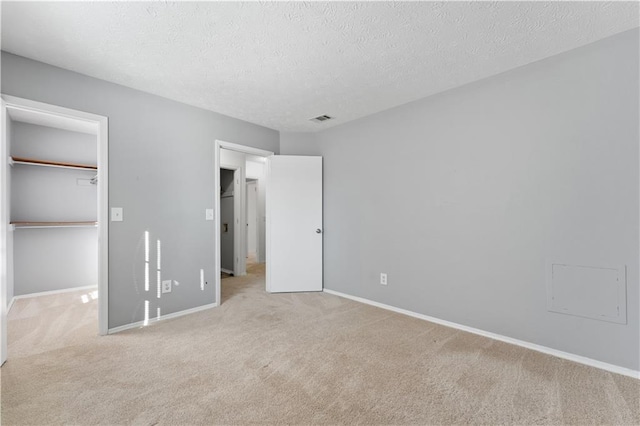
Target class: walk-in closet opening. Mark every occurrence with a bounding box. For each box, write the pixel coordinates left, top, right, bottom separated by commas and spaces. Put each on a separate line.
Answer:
0, 96, 108, 364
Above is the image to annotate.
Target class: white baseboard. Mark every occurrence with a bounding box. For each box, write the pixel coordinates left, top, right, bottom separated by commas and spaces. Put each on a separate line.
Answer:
11, 285, 97, 303
221, 268, 234, 275
323, 288, 640, 380
108, 302, 218, 334
8, 285, 98, 313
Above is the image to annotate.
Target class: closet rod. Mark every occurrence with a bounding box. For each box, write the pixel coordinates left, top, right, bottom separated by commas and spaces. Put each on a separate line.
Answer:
11, 221, 98, 229
9, 156, 97, 171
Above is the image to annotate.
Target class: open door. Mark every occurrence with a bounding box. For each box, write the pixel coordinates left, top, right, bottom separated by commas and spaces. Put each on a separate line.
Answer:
266, 155, 322, 293
0, 99, 8, 365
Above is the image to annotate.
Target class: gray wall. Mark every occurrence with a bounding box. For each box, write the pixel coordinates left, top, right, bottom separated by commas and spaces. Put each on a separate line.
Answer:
281, 29, 640, 370
10, 122, 97, 295
13, 228, 97, 295
220, 168, 235, 194
11, 123, 97, 221
2, 52, 279, 328
11, 122, 96, 164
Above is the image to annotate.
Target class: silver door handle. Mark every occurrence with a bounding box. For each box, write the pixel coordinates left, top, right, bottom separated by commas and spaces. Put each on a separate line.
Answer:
316, 229, 322, 234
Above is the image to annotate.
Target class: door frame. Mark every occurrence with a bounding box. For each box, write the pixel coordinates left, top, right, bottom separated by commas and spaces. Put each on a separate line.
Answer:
214, 140, 273, 306
0, 96, 109, 366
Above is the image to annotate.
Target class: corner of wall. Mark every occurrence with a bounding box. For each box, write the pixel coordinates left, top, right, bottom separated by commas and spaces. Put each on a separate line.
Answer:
279, 131, 320, 155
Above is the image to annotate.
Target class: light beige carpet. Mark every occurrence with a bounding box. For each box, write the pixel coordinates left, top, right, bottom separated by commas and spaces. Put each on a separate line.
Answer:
1, 263, 639, 425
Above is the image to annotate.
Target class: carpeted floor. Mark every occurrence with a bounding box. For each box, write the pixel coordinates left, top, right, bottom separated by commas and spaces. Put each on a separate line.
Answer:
1, 262, 639, 425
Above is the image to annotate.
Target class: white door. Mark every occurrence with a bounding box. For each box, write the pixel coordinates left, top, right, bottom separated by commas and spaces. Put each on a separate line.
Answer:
267, 156, 322, 293
246, 181, 258, 258
0, 99, 7, 365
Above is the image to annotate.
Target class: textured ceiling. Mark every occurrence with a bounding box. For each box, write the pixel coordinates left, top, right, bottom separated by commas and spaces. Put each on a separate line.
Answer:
2, 2, 638, 132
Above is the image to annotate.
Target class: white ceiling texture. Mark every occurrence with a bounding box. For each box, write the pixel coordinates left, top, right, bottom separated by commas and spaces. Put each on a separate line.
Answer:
2, 2, 638, 132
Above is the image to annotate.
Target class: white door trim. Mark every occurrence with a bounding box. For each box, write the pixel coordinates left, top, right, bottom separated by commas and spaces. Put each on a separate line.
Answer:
214, 140, 273, 306
0, 95, 109, 346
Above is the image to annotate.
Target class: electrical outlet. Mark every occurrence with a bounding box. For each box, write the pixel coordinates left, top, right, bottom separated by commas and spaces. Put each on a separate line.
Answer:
380, 273, 387, 285
162, 280, 172, 293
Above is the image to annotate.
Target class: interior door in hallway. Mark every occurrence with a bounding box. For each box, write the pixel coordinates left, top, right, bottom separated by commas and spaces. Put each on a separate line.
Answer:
246, 180, 258, 259
267, 155, 322, 293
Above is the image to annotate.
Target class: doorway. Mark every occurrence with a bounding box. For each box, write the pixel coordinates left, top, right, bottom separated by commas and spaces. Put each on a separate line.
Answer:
0, 95, 108, 366
215, 141, 272, 305
220, 167, 237, 277
214, 140, 324, 306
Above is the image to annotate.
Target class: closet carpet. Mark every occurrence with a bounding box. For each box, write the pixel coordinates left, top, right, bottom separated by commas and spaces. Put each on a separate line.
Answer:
1, 263, 639, 425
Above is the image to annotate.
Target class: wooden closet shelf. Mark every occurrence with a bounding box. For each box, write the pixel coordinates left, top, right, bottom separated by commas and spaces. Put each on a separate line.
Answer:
11, 221, 98, 228
10, 156, 97, 170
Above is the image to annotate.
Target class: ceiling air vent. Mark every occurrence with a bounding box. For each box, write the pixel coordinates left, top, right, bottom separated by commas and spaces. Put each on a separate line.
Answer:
310, 114, 333, 123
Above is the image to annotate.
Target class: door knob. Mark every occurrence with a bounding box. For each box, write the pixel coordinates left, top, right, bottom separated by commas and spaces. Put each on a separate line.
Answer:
316, 229, 322, 234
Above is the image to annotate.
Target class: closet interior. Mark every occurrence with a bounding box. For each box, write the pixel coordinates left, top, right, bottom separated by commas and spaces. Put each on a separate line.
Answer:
220, 168, 235, 276
6, 108, 99, 303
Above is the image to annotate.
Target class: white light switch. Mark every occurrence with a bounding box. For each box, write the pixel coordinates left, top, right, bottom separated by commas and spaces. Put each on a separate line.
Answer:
111, 207, 123, 222
206, 209, 214, 220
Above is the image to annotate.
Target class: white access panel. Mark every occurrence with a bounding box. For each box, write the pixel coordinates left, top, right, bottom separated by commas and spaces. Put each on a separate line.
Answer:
546, 261, 626, 324
267, 155, 322, 293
